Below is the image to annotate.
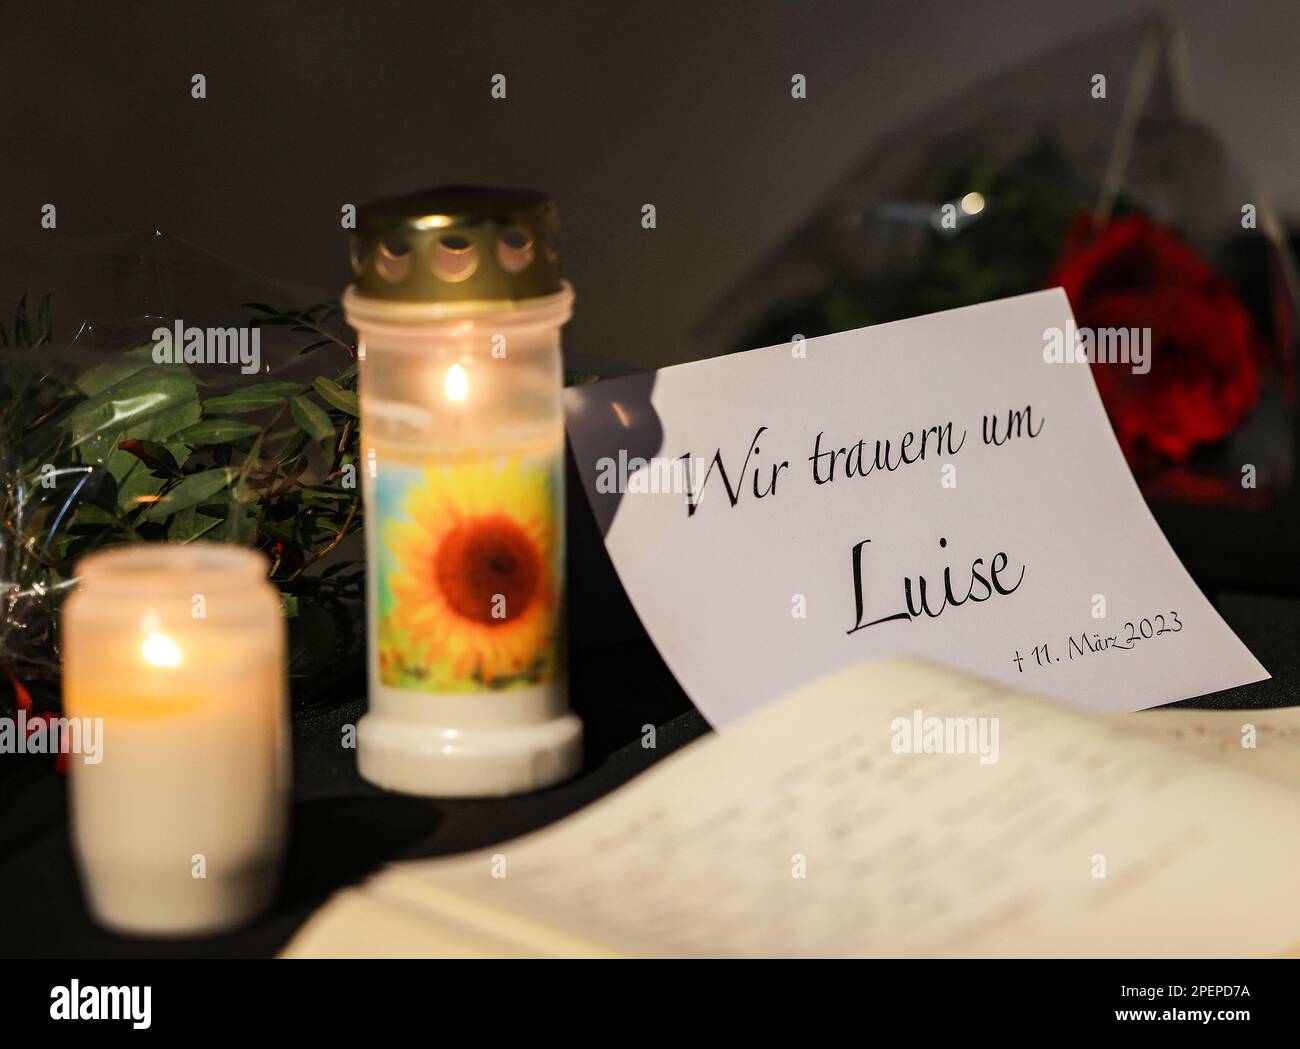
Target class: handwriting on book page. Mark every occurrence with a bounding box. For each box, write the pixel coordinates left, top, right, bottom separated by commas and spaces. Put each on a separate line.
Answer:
1113, 706, 1300, 790
418, 667, 1300, 957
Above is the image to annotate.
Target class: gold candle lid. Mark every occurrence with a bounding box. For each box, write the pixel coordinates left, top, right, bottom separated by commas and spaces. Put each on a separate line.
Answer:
348, 185, 563, 304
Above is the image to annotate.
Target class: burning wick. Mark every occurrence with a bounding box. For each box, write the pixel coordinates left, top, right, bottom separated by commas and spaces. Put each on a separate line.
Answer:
444, 363, 469, 402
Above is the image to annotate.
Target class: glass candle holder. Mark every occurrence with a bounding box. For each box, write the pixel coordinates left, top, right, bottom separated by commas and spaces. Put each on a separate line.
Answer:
346, 186, 582, 797
61, 543, 288, 936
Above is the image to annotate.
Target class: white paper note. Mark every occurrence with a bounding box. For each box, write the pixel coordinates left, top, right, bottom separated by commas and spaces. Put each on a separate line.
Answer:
564, 290, 1267, 725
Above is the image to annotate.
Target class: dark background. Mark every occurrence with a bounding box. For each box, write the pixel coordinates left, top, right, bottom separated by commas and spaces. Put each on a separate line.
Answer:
3, 0, 1299, 369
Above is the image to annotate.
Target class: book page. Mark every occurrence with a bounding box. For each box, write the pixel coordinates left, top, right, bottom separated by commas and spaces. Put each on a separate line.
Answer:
1112, 706, 1300, 789
285, 659, 1300, 958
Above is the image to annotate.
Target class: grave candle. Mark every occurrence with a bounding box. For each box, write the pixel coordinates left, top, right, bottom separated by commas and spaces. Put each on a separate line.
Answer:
62, 543, 288, 935
345, 186, 582, 797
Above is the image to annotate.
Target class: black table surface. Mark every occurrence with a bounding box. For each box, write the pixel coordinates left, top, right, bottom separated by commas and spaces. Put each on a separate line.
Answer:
3, 486, 1300, 957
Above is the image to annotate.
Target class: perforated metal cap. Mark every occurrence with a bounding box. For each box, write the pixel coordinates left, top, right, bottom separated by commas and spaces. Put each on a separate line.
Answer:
347, 185, 563, 304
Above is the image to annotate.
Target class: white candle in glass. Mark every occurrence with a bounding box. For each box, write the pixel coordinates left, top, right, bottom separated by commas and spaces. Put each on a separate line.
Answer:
62, 543, 288, 936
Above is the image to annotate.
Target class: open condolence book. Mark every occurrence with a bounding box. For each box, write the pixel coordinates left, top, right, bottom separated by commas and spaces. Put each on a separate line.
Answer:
284, 659, 1300, 958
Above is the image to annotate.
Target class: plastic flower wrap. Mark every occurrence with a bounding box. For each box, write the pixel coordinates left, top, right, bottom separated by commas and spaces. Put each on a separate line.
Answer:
693, 16, 1297, 505
0, 232, 365, 712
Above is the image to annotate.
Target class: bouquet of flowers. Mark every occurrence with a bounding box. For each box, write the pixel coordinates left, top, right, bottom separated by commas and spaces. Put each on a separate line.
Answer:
694, 16, 1297, 506
0, 232, 365, 713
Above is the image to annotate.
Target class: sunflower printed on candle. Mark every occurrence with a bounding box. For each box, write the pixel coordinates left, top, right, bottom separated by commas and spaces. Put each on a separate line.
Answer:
379, 454, 564, 691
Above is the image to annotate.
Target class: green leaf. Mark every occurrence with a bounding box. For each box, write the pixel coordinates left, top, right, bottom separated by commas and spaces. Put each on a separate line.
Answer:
290, 395, 333, 442
14, 294, 30, 346
116, 439, 181, 477
141, 467, 234, 522
276, 432, 311, 462
223, 496, 254, 545
300, 484, 354, 504
108, 447, 167, 513
174, 418, 263, 445
36, 293, 52, 345
311, 377, 359, 417
75, 344, 170, 397
201, 381, 302, 414
66, 504, 120, 530
63, 366, 200, 451
166, 504, 224, 542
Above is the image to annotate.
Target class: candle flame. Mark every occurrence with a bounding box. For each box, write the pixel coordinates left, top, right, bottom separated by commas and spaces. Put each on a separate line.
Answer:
444, 363, 469, 402
141, 632, 183, 668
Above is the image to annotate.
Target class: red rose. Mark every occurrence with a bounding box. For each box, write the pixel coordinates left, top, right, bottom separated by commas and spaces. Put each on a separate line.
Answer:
1050, 213, 1261, 464
268, 540, 305, 576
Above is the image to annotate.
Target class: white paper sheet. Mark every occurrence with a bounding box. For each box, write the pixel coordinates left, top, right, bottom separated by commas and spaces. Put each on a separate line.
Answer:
564, 290, 1267, 725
